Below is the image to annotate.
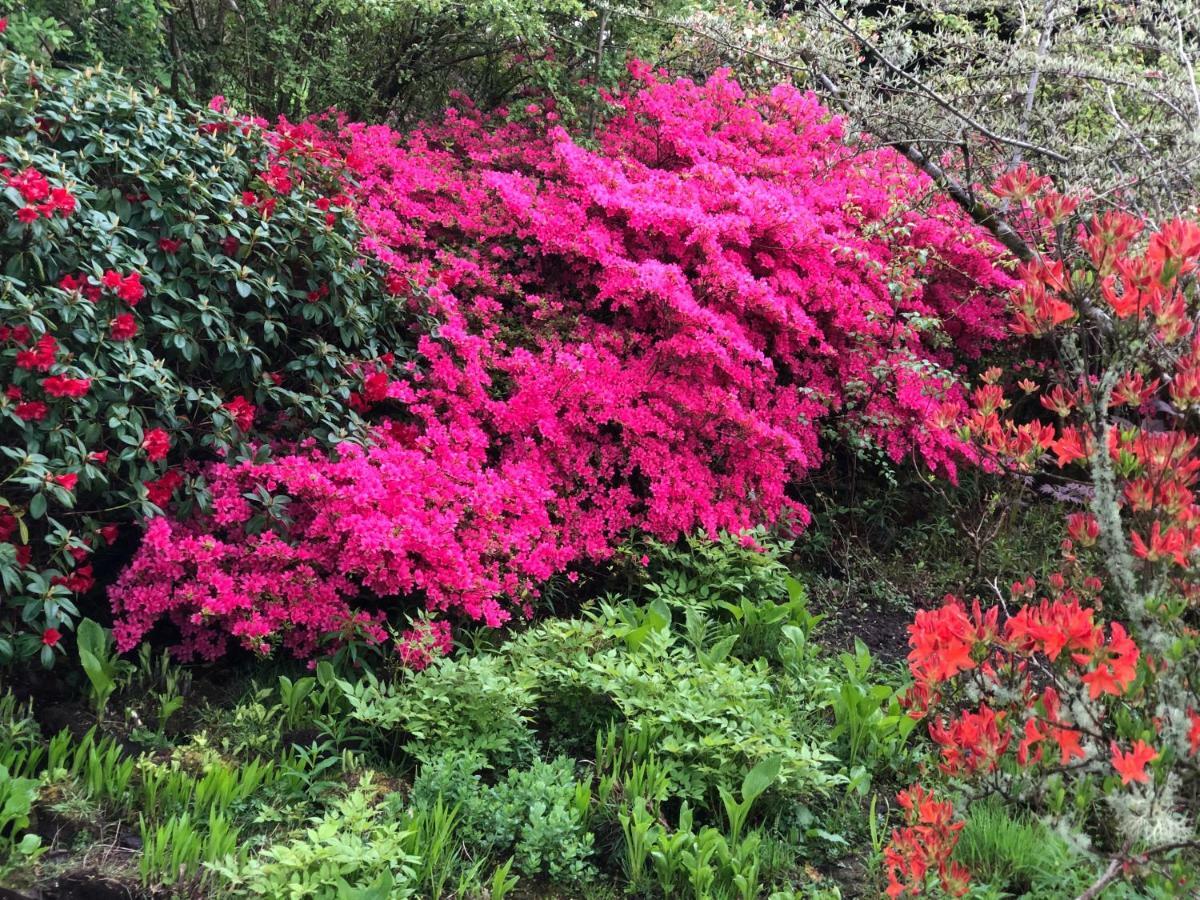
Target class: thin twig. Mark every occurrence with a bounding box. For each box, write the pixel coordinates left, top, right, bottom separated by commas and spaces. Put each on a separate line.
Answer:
1075, 840, 1200, 900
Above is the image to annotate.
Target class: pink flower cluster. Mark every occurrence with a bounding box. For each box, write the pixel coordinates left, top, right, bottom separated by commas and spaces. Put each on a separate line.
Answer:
396, 619, 454, 671
111, 431, 566, 658
112, 66, 1012, 659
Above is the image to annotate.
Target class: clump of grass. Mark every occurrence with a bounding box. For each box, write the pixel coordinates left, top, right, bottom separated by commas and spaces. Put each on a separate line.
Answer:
953, 798, 1072, 895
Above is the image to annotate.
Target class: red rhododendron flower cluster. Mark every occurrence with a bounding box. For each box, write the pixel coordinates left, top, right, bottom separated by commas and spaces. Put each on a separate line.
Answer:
112, 67, 1012, 658
101, 269, 145, 305
2, 165, 76, 223
41, 375, 91, 399
14, 334, 58, 372
141, 428, 171, 462
222, 396, 256, 431
110, 313, 138, 341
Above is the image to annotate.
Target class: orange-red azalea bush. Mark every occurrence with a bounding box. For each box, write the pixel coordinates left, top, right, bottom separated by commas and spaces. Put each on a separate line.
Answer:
887, 170, 1200, 895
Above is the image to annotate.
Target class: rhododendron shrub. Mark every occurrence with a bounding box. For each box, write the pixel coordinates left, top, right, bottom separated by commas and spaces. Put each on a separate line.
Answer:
0, 52, 410, 664
112, 65, 1016, 660
889, 174, 1200, 894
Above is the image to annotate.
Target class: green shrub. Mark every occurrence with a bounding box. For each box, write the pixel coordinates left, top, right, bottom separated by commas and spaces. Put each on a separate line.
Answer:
212, 782, 419, 898
0, 692, 41, 779
411, 753, 595, 885
373, 585, 839, 811
492, 757, 595, 884
10, 1, 170, 77
0, 51, 409, 660
409, 750, 507, 855
0, 762, 41, 874
638, 529, 797, 612
139, 808, 240, 889
12, 0, 696, 123
507, 601, 840, 804
634, 530, 824, 665
337, 656, 538, 770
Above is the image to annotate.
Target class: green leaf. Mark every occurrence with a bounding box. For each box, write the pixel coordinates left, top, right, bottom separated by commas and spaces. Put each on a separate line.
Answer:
701, 634, 738, 666
740, 755, 781, 805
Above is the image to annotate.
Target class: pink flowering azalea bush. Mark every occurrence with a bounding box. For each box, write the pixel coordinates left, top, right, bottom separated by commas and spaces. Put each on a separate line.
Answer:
112, 63, 1014, 660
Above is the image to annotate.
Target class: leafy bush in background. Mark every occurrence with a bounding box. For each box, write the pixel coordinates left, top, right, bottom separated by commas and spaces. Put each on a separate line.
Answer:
10, 0, 693, 122
0, 49, 409, 662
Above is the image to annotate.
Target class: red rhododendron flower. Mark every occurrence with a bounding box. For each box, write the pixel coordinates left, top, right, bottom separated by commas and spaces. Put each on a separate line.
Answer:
41, 375, 91, 399
59, 273, 85, 293
110, 313, 138, 341
362, 371, 389, 403
14, 333, 56, 371
222, 396, 256, 431
52, 473, 77, 492
13, 401, 48, 421
157, 237, 183, 253
145, 469, 184, 506
7, 167, 50, 203
16, 206, 38, 224
53, 564, 94, 594
117, 271, 145, 304
141, 428, 170, 462
42, 628, 61, 647
48, 187, 75, 217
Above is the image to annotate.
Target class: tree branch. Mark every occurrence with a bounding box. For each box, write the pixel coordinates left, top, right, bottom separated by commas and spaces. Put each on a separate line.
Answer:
1075, 840, 1200, 900
813, 0, 1070, 163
